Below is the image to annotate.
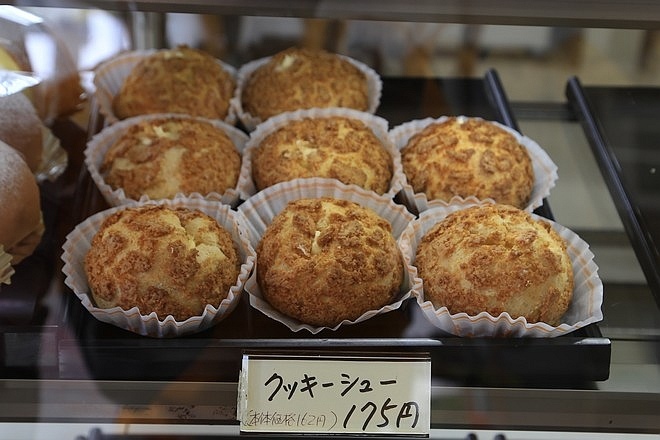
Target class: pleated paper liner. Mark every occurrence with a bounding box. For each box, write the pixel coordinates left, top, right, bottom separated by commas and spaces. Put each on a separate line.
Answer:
398, 198, 603, 338
231, 54, 382, 131
84, 113, 249, 208
1, 215, 45, 274
61, 197, 256, 338
93, 49, 238, 126
237, 177, 418, 334
236, 107, 405, 201
36, 125, 68, 183
0, 72, 67, 183
0, 245, 13, 286
390, 115, 558, 214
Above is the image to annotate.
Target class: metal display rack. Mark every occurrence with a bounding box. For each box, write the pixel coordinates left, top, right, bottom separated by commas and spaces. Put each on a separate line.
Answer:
0, 71, 611, 387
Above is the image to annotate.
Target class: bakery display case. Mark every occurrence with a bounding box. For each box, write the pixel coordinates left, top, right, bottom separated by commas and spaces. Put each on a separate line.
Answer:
1, 2, 659, 439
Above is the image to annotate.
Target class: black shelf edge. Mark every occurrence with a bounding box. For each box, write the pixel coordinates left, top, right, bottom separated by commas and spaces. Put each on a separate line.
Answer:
565, 76, 660, 308
484, 68, 554, 220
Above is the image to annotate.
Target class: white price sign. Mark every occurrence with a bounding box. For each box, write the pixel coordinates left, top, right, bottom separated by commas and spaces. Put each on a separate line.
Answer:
237, 352, 431, 436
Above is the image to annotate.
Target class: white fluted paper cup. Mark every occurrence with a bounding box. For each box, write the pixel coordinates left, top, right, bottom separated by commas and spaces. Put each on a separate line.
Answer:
93, 49, 237, 126
390, 116, 558, 214
232, 53, 382, 131
61, 197, 256, 338
399, 198, 603, 337
85, 113, 249, 208
35, 126, 67, 183
237, 177, 416, 334
236, 107, 404, 201
0, 246, 13, 286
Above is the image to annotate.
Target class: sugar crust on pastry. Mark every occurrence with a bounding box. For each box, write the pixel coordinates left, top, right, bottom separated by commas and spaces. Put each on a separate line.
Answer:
101, 117, 241, 200
401, 117, 534, 208
84, 205, 240, 321
241, 47, 369, 121
257, 197, 403, 327
252, 116, 392, 194
113, 46, 235, 120
415, 204, 573, 326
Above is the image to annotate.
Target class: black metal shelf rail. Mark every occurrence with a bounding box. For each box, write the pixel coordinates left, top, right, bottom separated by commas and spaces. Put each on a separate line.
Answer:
566, 76, 660, 307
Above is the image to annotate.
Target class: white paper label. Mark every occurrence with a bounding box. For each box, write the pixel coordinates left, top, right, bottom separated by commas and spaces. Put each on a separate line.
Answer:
237, 353, 431, 436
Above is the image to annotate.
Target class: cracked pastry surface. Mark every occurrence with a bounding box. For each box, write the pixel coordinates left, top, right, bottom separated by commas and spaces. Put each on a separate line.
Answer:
113, 46, 235, 120
415, 204, 573, 326
84, 205, 240, 321
252, 116, 392, 194
257, 197, 403, 327
401, 117, 534, 208
101, 117, 241, 200
242, 47, 369, 121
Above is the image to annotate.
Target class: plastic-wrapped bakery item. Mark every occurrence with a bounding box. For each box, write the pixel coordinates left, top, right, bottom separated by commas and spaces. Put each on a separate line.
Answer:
0, 246, 11, 286
0, 91, 42, 172
0, 6, 85, 123
0, 90, 67, 182
0, 140, 44, 285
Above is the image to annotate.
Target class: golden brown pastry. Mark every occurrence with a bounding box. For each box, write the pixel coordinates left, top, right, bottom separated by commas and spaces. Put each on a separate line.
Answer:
401, 117, 534, 208
101, 117, 241, 200
251, 116, 392, 194
0, 140, 43, 265
257, 197, 403, 327
415, 204, 573, 325
0, 92, 43, 173
84, 205, 240, 321
241, 47, 369, 121
113, 46, 235, 120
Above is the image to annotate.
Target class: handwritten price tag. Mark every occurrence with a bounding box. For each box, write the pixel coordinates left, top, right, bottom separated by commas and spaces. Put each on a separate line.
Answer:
237, 352, 430, 435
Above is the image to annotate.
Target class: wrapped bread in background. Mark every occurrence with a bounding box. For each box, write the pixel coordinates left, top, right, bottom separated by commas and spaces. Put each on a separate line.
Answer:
0, 8, 85, 123
0, 91, 68, 182
0, 140, 43, 278
0, 92, 43, 172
